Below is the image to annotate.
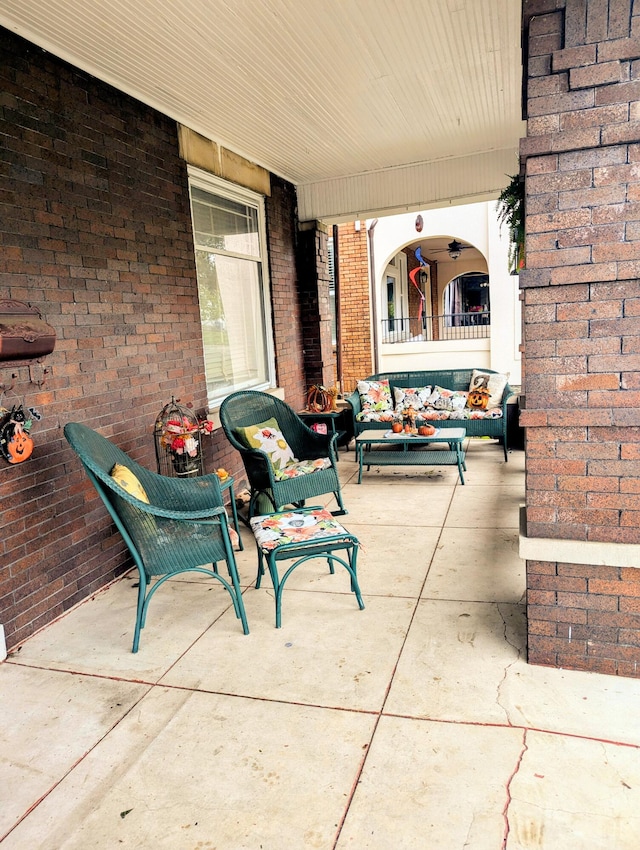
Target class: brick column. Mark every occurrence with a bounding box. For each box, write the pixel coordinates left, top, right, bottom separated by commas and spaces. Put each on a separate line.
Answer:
297, 221, 336, 390
520, 0, 640, 676
336, 222, 372, 392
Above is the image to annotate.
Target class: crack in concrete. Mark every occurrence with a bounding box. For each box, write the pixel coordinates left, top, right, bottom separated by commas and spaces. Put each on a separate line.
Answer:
495, 603, 525, 726
502, 728, 528, 848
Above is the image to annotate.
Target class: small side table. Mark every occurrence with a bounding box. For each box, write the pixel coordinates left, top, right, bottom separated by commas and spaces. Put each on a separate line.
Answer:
297, 409, 348, 458
218, 474, 243, 550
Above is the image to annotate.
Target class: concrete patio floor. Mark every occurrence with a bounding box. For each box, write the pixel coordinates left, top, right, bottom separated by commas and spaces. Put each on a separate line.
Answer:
3, 439, 640, 849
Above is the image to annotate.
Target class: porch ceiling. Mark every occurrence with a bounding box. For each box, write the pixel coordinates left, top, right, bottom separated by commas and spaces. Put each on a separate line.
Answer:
0, 0, 525, 221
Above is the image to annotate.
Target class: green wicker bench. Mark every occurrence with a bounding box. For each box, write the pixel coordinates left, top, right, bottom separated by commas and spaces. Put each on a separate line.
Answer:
346, 369, 515, 461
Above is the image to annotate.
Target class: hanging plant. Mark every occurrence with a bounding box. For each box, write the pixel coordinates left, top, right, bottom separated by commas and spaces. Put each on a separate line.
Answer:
497, 174, 525, 275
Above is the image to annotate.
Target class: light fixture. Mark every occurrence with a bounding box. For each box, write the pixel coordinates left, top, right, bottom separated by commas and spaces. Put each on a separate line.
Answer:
447, 239, 463, 260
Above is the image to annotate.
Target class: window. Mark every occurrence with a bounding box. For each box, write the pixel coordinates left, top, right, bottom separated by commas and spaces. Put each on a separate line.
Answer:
381, 253, 408, 341
188, 168, 274, 406
444, 272, 490, 327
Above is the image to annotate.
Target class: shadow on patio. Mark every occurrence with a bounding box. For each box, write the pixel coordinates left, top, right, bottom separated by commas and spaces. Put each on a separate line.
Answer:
3, 440, 640, 848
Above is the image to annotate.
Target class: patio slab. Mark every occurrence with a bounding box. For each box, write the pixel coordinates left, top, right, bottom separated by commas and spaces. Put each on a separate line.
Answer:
336, 715, 524, 849
0, 664, 148, 839
160, 590, 415, 712
1, 687, 376, 850
9, 577, 247, 681
424, 526, 525, 603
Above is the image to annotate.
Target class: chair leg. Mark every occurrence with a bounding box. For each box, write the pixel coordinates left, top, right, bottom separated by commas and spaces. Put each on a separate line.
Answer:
330, 489, 348, 516
255, 550, 267, 588
132, 573, 148, 654
226, 558, 249, 635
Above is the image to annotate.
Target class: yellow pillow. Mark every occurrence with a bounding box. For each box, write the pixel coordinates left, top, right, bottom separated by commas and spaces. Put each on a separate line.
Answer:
234, 417, 296, 471
110, 463, 150, 503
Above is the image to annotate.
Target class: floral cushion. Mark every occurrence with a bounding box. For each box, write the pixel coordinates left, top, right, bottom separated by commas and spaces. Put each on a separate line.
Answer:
468, 370, 508, 408
250, 507, 352, 551
235, 417, 296, 471
273, 457, 332, 481
355, 410, 396, 423
357, 379, 393, 414
427, 386, 468, 412
446, 407, 503, 420
419, 409, 452, 421
393, 385, 433, 414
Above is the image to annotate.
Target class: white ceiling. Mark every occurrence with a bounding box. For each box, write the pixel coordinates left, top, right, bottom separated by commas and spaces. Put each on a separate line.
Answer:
0, 0, 525, 221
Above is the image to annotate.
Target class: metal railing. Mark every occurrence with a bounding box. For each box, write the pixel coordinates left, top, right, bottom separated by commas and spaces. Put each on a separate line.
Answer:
381, 311, 490, 343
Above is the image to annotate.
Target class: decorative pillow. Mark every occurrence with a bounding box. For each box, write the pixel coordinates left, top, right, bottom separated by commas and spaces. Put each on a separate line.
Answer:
357, 379, 393, 413
110, 463, 150, 503
469, 370, 508, 409
235, 418, 296, 471
427, 386, 468, 412
393, 386, 433, 414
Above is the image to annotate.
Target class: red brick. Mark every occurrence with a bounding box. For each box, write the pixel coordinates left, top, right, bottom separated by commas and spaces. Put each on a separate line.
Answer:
552, 44, 598, 72
570, 61, 623, 89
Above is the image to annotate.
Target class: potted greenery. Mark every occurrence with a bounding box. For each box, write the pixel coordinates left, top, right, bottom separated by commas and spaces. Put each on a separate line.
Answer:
497, 174, 525, 275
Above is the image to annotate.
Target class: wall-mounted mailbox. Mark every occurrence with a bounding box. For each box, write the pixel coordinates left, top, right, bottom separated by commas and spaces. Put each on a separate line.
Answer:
0, 300, 56, 362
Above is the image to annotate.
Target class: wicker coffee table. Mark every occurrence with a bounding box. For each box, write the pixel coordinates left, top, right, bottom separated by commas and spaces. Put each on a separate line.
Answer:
355, 427, 467, 484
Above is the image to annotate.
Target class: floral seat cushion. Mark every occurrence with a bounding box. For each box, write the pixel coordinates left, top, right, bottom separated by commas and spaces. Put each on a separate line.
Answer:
273, 457, 332, 481
250, 507, 352, 552
355, 409, 396, 423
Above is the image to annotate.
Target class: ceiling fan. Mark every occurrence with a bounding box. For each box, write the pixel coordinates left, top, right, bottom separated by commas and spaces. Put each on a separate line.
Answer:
429, 239, 474, 260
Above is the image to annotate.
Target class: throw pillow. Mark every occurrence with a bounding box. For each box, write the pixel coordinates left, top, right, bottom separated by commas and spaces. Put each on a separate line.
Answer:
393, 386, 433, 414
110, 463, 150, 503
235, 417, 296, 471
428, 386, 468, 412
469, 370, 508, 408
357, 379, 393, 413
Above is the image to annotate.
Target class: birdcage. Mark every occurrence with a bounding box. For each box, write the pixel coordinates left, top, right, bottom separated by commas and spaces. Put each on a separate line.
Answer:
154, 397, 205, 477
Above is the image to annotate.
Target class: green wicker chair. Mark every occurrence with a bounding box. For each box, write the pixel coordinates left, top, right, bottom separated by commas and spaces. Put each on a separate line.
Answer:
219, 391, 347, 518
64, 422, 249, 652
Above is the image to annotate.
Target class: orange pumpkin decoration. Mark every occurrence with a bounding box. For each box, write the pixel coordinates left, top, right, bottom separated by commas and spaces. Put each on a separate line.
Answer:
418, 424, 436, 437
467, 387, 490, 410
7, 430, 33, 463
391, 421, 403, 433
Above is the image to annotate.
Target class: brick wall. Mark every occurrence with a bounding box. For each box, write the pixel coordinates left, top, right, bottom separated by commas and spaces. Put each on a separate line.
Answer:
336, 223, 372, 392
521, 0, 640, 675
0, 29, 305, 650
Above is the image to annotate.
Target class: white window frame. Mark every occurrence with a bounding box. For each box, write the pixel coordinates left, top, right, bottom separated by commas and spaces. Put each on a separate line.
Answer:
187, 166, 275, 407
381, 253, 409, 341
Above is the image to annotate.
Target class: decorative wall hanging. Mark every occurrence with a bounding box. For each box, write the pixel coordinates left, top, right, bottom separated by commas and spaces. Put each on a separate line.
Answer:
0, 404, 38, 464
154, 397, 213, 477
0, 300, 56, 362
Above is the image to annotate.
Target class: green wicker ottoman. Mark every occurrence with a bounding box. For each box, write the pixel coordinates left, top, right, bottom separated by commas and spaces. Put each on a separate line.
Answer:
249, 507, 365, 627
